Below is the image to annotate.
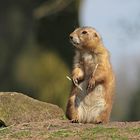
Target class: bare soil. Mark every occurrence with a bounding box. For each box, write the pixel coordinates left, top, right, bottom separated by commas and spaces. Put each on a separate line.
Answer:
0, 119, 140, 140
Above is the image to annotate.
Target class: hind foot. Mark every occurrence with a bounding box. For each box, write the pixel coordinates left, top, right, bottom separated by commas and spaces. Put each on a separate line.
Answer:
70, 115, 79, 123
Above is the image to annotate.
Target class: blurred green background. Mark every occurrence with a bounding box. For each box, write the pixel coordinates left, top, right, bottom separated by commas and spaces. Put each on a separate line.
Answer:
0, 0, 78, 112
0, 0, 139, 121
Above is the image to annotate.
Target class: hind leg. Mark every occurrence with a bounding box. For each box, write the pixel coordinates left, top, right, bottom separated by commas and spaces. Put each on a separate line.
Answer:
66, 87, 79, 123
66, 94, 79, 123
95, 104, 112, 124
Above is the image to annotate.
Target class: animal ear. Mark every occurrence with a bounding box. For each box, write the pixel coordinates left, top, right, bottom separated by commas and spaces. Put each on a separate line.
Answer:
94, 33, 98, 37
94, 32, 100, 38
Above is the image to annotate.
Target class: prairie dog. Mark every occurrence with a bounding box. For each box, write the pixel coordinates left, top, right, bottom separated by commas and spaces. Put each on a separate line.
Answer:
66, 27, 115, 123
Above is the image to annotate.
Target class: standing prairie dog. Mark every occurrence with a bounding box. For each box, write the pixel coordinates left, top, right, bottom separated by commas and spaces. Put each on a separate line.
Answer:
66, 27, 115, 123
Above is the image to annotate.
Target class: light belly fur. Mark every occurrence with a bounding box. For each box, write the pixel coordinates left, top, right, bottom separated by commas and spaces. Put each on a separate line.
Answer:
75, 81, 106, 123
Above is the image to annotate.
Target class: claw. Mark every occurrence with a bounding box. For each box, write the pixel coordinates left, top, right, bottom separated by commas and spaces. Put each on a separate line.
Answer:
87, 79, 95, 91
73, 78, 78, 85
87, 84, 92, 90
71, 119, 79, 123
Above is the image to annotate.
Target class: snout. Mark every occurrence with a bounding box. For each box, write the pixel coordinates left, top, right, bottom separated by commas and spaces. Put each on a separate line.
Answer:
69, 34, 80, 45
69, 35, 73, 41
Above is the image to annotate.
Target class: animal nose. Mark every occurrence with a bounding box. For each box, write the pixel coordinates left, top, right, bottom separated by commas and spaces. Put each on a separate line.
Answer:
69, 35, 73, 40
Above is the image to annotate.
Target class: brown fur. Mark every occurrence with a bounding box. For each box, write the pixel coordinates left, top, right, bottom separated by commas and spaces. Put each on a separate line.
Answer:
66, 27, 115, 123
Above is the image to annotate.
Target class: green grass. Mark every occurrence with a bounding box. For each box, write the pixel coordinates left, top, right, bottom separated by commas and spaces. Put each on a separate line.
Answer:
79, 127, 117, 139
61, 115, 67, 120
10, 130, 32, 139
0, 127, 10, 137
78, 127, 129, 140
131, 128, 140, 134
50, 129, 77, 138
49, 127, 129, 140
127, 127, 140, 135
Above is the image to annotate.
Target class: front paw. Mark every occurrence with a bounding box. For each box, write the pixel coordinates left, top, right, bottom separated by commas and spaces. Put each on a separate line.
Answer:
72, 75, 83, 85
72, 75, 79, 85
87, 77, 95, 91
72, 68, 84, 85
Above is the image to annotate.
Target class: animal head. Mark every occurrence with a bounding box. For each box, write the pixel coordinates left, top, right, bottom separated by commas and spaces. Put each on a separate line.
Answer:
69, 26, 102, 50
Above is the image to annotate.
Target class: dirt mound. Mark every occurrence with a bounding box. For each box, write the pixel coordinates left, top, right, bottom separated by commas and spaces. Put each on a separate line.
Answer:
0, 92, 64, 126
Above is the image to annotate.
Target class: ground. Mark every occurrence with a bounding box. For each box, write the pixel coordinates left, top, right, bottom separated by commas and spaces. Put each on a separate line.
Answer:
0, 92, 140, 140
0, 119, 140, 140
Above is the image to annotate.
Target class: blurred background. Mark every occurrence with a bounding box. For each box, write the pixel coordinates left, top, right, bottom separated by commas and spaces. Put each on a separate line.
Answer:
0, 0, 140, 121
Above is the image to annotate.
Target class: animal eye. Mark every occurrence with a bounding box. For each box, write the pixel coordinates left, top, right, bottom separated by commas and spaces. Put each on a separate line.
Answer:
81, 31, 87, 34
